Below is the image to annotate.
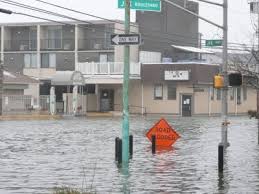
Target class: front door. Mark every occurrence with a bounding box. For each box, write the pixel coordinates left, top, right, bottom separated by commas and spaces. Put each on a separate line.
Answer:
100, 89, 114, 112
182, 95, 192, 117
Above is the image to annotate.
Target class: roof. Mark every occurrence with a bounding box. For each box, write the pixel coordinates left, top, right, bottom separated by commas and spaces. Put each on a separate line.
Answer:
51, 71, 84, 86
172, 45, 215, 54
3, 71, 39, 84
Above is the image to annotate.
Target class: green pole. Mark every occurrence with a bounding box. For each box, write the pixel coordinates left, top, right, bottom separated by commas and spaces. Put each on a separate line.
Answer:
122, 0, 130, 166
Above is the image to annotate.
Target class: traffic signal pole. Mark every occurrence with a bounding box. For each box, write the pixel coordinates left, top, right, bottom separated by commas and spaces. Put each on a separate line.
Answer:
163, 0, 229, 149
221, 0, 229, 148
122, 0, 130, 167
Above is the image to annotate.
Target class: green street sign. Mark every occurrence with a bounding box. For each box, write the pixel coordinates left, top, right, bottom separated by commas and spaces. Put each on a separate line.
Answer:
205, 39, 223, 47
118, 0, 161, 12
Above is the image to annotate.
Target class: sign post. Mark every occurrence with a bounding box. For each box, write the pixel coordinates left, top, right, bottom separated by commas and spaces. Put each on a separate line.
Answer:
118, 0, 161, 12
122, 0, 130, 168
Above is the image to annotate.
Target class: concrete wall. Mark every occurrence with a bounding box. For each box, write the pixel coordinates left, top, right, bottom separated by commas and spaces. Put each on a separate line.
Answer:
4, 53, 25, 73
136, 0, 199, 61
4, 89, 23, 95
24, 83, 40, 105
56, 52, 75, 70
23, 68, 56, 80
78, 51, 114, 63
140, 81, 256, 115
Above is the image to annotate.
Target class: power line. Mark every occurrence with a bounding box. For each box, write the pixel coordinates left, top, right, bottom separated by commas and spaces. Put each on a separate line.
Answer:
33, 0, 256, 48
34, 0, 203, 41
0, 0, 200, 46
0, 0, 256, 49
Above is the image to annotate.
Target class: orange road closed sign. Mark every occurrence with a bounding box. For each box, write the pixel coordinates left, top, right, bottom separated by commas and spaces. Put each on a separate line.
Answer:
146, 118, 180, 147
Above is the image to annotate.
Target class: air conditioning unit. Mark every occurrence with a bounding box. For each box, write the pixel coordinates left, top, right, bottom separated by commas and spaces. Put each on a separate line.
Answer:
64, 43, 71, 50
20, 44, 28, 51
94, 43, 101, 50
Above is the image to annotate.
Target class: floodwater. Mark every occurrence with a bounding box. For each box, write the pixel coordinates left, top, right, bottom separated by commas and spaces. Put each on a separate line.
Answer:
0, 116, 259, 194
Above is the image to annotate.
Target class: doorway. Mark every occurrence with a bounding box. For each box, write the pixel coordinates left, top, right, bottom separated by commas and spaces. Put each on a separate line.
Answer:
100, 89, 114, 112
182, 95, 192, 117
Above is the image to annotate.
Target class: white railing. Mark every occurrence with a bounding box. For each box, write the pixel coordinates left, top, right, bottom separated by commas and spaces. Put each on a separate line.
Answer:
76, 62, 141, 76
2, 95, 51, 115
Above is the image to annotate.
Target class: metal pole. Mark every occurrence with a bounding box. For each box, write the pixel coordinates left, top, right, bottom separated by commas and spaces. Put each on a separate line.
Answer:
221, 0, 229, 148
0, 61, 3, 116
257, 11, 259, 144
122, 0, 130, 166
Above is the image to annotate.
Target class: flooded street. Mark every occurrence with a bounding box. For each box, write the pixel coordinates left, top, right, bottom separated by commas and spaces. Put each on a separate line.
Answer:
0, 116, 259, 193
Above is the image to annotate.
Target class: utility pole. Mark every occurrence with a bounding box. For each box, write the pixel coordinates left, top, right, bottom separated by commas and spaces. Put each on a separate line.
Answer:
221, 0, 229, 148
163, 0, 229, 148
0, 61, 3, 116
122, 0, 130, 167
257, 3, 259, 144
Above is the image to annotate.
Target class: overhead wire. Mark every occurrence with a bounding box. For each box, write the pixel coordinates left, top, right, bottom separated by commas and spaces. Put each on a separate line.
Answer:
0, 0, 201, 47
0, 0, 256, 51
33, 0, 256, 49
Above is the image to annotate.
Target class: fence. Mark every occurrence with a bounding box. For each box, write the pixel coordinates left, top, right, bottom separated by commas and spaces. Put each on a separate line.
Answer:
2, 95, 51, 115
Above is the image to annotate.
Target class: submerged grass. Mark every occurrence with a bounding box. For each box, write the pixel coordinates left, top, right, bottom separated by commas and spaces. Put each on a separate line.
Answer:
53, 187, 94, 194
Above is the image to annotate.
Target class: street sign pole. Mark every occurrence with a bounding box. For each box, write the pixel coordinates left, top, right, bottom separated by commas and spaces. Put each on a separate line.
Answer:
221, 0, 229, 148
0, 61, 3, 116
122, 0, 130, 167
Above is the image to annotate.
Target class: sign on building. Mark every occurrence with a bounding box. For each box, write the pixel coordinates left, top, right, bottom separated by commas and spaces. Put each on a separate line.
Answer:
118, 0, 161, 12
146, 118, 180, 147
164, 70, 189, 81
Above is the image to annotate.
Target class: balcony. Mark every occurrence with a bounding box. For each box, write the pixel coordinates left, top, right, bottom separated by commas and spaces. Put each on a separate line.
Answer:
76, 62, 140, 77
78, 38, 113, 51
4, 39, 37, 51
41, 38, 75, 50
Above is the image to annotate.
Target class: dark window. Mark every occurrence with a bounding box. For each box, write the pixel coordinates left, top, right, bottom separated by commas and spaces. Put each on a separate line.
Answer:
154, 84, 163, 100
167, 84, 176, 100
84, 84, 95, 94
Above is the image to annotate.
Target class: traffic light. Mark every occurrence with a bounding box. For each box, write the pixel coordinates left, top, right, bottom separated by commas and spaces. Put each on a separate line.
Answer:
214, 74, 224, 89
228, 73, 242, 87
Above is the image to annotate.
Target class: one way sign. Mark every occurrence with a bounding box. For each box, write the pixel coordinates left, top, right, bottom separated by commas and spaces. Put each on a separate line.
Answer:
111, 34, 141, 45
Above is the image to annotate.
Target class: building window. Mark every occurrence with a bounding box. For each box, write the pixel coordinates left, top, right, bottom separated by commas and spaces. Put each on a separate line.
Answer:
47, 26, 62, 49
217, 89, 221, 100
167, 84, 176, 100
229, 87, 234, 101
243, 86, 247, 101
154, 84, 163, 100
41, 53, 56, 68
29, 27, 37, 50
24, 54, 37, 68
237, 87, 241, 105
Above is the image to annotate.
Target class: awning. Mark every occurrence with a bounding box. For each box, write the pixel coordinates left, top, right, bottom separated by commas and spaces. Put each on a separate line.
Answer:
51, 71, 84, 86
172, 45, 214, 54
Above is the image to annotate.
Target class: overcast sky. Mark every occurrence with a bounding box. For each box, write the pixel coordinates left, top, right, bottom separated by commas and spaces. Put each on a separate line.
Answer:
0, 0, 255, 46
